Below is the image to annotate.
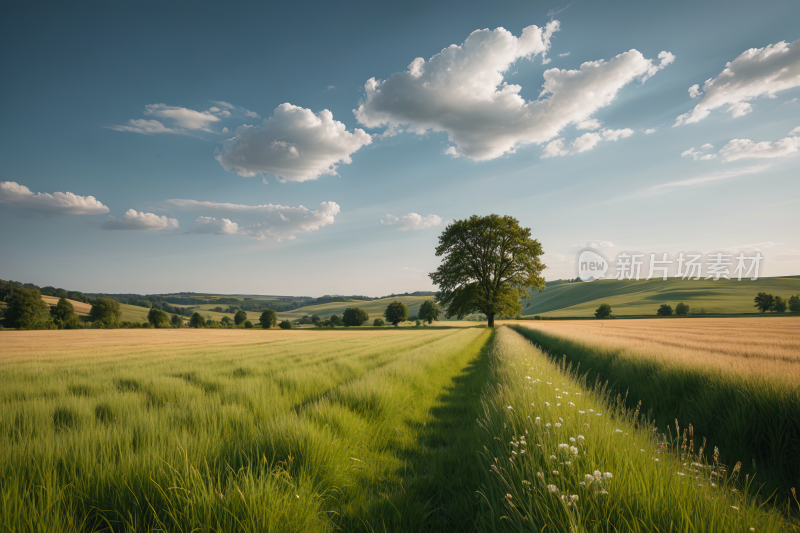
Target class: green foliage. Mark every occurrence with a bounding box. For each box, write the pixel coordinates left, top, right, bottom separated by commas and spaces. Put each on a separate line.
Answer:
310, 315, 321, 326
789, 294, 800, 313
675, 302, 690, 316
89, 298, 122, 328
418, 300, 440, 324
773, 296, 787, 313
2, 287, 53, 329
278, 320, 293, 330
415, 319, 422, 326
342, 307, 369, 327
430, 214, 545, 327
384, 300, 409, 326
330, 314, 344, 327
595, 303, 612, 319
373, 318, 385, 327
147, 307, 171, 328
189, 312, 206, 328
50, 297, 82, 329
656, 303, 673, 316
753, 292, 775, 313
234, 309, 248, 326
220, 316, 233, 326
259, 309, 278, 329
244, 320, 253, 328
319, 319, 334, 328
171, 314, 183, 328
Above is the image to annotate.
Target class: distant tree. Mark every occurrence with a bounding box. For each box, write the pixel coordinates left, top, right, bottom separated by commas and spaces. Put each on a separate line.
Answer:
342, 307, 369, 327
189, 312, 206, 328
221, 316, 233, 326
234, 309, 248, 326
657, 304, 673, 316
244, 320, 253, 328
373, 318, 385, 327
773, 296, 787, 313
415, 319, 422, 326
418, 300, 440, 324
384, 300, 409, 326
330, 314, 344, 327
675, 302, 690, 316
3, 287, 52, 329
320, 319, 333, 328
311, 315, 322, 326
89, 298, 122, 328
595, 303, 612, 319
789, 294, 800, 313
429, 214, 545, 327
51, 297, 82, 329
171, 314, 183, 328
259, 309, 278, 329
147, 308, 171, 328
278, 320, 293, 330
298, 315, 313, 325
753, 292, 775, 313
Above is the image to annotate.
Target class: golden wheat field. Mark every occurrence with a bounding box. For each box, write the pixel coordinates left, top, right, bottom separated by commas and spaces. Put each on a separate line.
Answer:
505, 316, 800, 384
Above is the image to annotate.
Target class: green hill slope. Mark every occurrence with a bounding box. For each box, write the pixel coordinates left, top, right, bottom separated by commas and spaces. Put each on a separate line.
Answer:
275, 296, 434, 322
523, 276, 800, 317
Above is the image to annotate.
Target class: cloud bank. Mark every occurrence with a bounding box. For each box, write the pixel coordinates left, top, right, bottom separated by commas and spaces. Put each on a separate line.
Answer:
381, 213, 443, 230
102, 209, 180, 231
168, 198, 340, 240
0, 181, 109, 215
542, 128, 633, 158
675, 39, 800, 125
216, 103, 372, 182
719, 126, 800, 161
355, 22, 672, 160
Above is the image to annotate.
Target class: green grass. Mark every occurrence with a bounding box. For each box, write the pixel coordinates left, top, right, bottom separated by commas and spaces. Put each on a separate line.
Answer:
523, 276, 800, 317
118, 302, 154, 323
509, 323, 800, 508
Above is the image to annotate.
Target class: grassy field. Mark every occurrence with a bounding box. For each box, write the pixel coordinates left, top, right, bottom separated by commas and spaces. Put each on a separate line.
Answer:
509, 316, 800, 507
522, 276, 800, 317
1, 325, 797, 531
274, 295, 434, 322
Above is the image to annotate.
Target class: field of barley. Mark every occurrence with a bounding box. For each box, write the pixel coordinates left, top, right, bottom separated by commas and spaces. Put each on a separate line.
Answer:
1, 324, 797, 532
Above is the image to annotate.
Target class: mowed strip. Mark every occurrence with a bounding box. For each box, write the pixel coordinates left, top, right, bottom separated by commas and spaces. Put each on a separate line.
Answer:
0, 327, 494, 532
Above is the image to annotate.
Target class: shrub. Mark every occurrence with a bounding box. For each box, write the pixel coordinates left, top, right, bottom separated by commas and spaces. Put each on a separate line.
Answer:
278, 320, 293, 330
657, 304, 673, 316
415, 319, 422, 326
330, 314, 344, 327
342, 308, 369, 326
244, 320, 253, 328
373, 318, 385, 327
595, 303, 612, 319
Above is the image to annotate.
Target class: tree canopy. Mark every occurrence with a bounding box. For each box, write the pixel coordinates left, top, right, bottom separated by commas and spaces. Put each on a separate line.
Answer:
171, 314, 183, 328
384, 301, 409, 326
234, 310, 248, 326
657, 304, 673, 316
330, 314, 344, 327
418, 300, 440, 324
429, 214, 545, 327
595, 303, 612, 319
675, 302, 690, 316
789, 295, 800, 313
753, 292, 775, 313
189, 312, 206, 328
342, 307, 369, 327
3, 287, 52, 329
259, 309, 278, 329
147, 308, 171, 328
89, 298, 122, 328
50, 297, 82, 329
373, 318, 385, 327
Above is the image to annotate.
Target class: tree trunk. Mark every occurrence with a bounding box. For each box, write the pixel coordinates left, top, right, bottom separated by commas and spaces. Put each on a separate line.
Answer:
488, 313, 495, 328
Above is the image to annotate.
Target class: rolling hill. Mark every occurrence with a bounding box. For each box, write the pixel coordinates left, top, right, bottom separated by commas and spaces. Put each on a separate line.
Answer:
522, 276, 800, 317
275, 295, 435, 322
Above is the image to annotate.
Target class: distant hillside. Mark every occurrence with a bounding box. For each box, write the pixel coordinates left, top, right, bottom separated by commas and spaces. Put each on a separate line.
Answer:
276, 295, 436, 322
522, 276, 800, 317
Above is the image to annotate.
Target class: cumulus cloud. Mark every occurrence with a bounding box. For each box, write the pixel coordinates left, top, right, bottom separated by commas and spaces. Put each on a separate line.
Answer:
144, 104, 220, 131
644, 128, 658, 134
675, 40, 800, 125
355, 23, 673, 160
381, 213, 443, 230
0, 181, 109, 216
542, 128, 633, 157
216, 103, 372, 182
101, 209, 179, 231
109, 119, 182, 135
210, 100, 260, 119
167, 198, 340, 240
681, 147, 717, 161
558, 52, 570, 57
718, 126, 800, 161
576, 118, 602, 130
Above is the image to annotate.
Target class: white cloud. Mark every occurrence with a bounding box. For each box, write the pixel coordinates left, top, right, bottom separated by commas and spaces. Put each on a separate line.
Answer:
216, 103, 372, 182
381, 213, 443, 230
210, 100, 261, 119
167, 198, 339, 240
681, 147, 717, 161
542, 128, 633, 157
644, 164, 769, 194
0, 181, 109, 215
144, 104, 220, 132
101, 209, 179, 231
111, 101, 259, 135
644, 128, 658, 134
558, 52, 570, 57
576, 118, 601, 130
354, 23, 673, 161
572, 240, 614, 249
701, 143, 714, 150
719, 126, 800, 161
675, 39, 800, 125
108, 119, 182, 135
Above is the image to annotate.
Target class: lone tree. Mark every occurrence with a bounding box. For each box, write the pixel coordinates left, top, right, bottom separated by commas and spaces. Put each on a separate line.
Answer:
429, 214, 545, 327
753, 292, 775, 313
89, 298, 122, 328
384, 300, 409, 326
343, 307, 369, 327
147, 307, 171, 328
189, 312, 206, 328
789, 294, 800, 313
234, 310, 248, 326
51, 297, 82, 329
259, 309, 278, 329
278, 320, 293, 330
675, 302, 690, 316
595, 303, 612, 319
657, 304, 673, 316
373, 318, 385, 327
3, 287, 51, 329
418, 300, 440, 324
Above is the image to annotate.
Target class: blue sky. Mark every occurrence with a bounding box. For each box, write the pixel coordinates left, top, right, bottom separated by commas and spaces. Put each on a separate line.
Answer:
1, 0, 799, 296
